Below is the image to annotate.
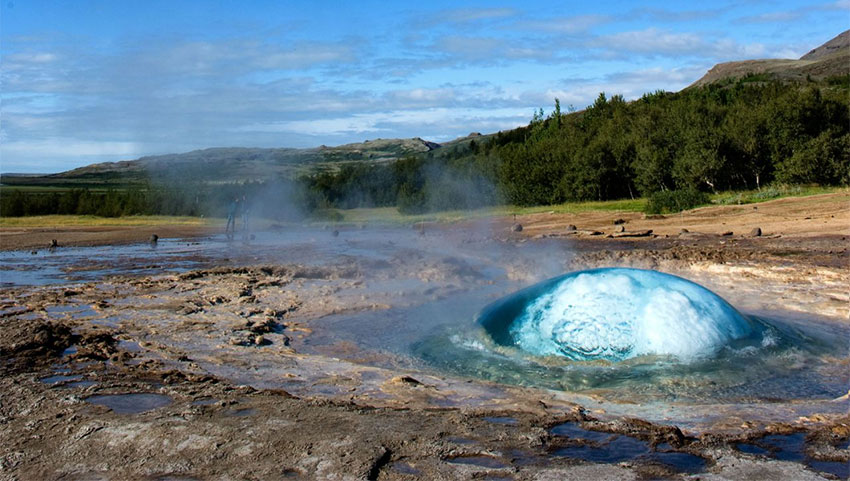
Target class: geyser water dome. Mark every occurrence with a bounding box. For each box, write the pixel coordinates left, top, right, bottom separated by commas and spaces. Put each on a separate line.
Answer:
478, 268, 762, 362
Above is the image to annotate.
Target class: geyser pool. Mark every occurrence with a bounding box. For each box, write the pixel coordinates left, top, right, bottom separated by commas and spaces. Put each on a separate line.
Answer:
413, 267, 848, 405
478, 268, 762, 362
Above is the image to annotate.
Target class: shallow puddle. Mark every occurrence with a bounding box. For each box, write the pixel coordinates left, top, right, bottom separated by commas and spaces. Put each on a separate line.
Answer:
85, 393, 172, 414
390, 461, 421, 475
445, 436, 478, 445
735, 432, 848, 478
117, 340, 143, 352
736, 442, 770, 456
41, 374, 82, 385
444, 455, 510, 469
762, 433, 806, 462
550, 422, 706, 473
550, 423, 612, 443
65, 380, 98, 389
482, 416, 517, 425
652, 450, 707, 472
807, 459, 849, 479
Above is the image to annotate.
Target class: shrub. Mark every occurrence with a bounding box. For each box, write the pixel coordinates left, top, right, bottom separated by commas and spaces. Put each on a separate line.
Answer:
644, 188, 710, 214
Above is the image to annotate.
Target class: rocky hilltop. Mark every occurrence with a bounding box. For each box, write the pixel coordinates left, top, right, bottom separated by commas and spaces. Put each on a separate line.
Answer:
689, 30, 849, 88
4, 137, 443, 185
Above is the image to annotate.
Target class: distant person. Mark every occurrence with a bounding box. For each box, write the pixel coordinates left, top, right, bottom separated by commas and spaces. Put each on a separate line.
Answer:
226, 196, 239, 239
241, 194, 251, 241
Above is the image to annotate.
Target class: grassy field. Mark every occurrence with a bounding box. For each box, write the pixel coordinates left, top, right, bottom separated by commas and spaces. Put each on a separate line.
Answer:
1, 185, 845, 227
325, 198, 647, 225
710, 185, 845, 205
0, 215, 217, 227
329, 186, 846, 224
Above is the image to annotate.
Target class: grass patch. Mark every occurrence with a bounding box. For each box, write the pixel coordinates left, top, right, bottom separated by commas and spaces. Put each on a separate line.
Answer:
711, 185, 845, 205
506, 198, 646, 216
0, 215, 217, 227
326, 186, 845, 224
323, 198, 647, 225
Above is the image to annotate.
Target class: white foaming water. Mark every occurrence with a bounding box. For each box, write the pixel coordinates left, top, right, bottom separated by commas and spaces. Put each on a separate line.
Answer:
509, 268, 757, 361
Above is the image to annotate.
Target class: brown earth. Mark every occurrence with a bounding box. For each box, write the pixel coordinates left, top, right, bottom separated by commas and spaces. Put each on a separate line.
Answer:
514, 192, 849, 239
0, 224, 215, 251
1, 193, 848, 480
1, 192, 848, 252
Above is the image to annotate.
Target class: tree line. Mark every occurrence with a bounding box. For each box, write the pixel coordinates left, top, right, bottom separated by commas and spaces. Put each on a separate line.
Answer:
0, 179, 308, 220
303, 76, 849, 213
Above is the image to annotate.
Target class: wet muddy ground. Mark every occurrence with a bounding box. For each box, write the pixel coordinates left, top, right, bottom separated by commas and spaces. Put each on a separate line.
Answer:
1, 217, 848, 480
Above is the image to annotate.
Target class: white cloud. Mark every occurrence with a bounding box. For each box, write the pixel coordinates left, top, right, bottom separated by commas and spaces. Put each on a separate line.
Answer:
593, 28, 704, 55
235, 107, 529, 139
1, 138, 142, 158
4, 52, 58, 64
736, 11, 802, 23
439, 8, 518, 23
518, 14, 611, 33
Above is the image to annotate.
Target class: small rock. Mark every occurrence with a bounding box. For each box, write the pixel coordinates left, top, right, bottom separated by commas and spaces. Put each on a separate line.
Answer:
390, 375, 422, 386
748, 227, 762, 237
511, 223, 523, 232
721, 231, 733, 236
611, 229, 653, 238
679, 228, 689, 234
613, 219, 626, 225
566, 224, 577, 231
615, 225, 625, 233
254, 335, 266, 346
149, 234, 159, 244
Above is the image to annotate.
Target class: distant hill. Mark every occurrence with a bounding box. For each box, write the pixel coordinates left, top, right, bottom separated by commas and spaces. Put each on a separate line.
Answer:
1, 137, 445, 186
689, 30, 849, 88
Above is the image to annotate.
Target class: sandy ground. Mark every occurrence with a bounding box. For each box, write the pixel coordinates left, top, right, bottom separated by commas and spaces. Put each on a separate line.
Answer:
0, 224, 215, 251
516, 192, 850, 239
1, 193, 849, 481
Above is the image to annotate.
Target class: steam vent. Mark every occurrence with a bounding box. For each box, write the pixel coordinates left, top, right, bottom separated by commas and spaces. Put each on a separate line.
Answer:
478, 268, 762, 362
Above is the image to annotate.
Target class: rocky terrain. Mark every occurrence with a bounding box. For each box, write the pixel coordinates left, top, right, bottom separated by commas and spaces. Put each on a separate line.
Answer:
1, 194, 848, 480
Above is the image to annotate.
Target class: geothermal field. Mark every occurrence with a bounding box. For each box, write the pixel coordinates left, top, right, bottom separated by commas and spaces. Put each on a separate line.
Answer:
1, 193, 848, 480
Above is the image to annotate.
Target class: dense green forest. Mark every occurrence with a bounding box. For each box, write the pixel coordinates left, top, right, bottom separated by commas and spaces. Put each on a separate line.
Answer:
2, 76, 848, 217
303, 76, 849, 214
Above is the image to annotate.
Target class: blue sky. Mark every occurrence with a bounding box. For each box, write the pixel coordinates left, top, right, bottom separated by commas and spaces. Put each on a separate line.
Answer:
2, 1, 848, 173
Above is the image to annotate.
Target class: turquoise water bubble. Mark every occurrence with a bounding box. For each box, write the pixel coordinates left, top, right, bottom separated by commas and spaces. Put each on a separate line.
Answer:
478, 268, 763, 362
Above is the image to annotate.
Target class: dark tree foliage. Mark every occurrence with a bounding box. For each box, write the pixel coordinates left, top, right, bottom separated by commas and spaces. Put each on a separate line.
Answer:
0, 178, 308, 220
296, 78, 850, 214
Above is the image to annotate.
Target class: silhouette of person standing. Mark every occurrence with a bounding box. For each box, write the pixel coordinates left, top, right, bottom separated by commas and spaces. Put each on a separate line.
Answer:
241, 194, 251, 241
226, 196, 239, 240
